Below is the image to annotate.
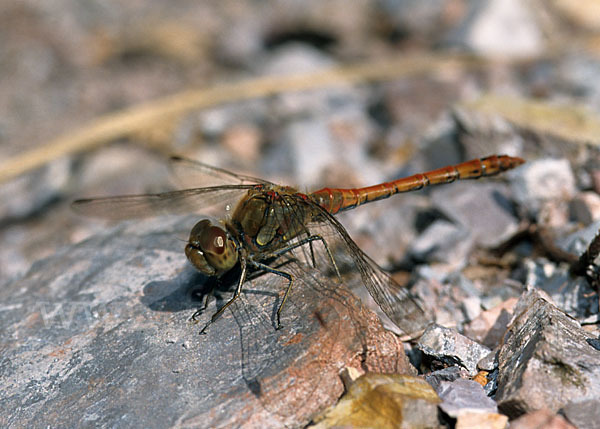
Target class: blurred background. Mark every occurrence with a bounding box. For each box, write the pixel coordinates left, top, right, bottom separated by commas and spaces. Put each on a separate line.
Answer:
2, 0, 600, 284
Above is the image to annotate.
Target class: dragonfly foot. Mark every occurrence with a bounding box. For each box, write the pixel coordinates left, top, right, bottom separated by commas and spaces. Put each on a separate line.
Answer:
199, 322, 211, 335
189, 309, 204, 323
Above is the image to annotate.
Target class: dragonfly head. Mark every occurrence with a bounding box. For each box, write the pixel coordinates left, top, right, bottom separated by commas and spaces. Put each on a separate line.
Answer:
185, 219, 238, 276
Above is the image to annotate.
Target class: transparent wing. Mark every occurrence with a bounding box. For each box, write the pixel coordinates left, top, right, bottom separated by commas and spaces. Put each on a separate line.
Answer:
270, 196, 431, 336
229, 255, 354, 422
71, 185, 254, 220
310, 208, 430, 335
169, 156, 274, 188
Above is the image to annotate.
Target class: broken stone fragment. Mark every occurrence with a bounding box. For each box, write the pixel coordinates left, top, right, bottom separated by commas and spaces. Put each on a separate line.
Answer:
418, 324, 491, 376
495, 288, 600, 418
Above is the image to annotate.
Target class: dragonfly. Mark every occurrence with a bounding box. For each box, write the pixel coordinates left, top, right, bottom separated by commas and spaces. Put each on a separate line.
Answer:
72, 154, 524, 335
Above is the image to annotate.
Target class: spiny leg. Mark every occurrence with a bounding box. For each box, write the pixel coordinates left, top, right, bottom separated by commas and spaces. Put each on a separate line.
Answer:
313, 234, 341, 280
195, 235, 342, 332
198, 258, 248, 335
301, 228, 317, 269
308, 238, 317, 268
271, 234, 341, 281
252, 234, 340, 329
249, 260, 293, 329
270, 235, 342, 328
189, 291, 212, 322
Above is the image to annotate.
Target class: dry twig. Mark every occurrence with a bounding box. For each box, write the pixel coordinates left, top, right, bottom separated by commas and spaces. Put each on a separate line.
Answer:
0, 54, 482, 184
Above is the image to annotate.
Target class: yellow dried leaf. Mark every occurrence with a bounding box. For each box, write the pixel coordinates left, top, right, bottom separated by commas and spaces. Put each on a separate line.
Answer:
311, 373, 440, 429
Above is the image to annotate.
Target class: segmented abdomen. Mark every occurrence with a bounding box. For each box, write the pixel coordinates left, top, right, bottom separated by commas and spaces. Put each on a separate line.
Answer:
310, 155, 525, 214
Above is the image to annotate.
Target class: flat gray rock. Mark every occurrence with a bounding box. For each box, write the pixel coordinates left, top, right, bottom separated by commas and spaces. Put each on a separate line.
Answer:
438, 378, 498, 418
0, 215, 412, 428
430, 181, 520, 249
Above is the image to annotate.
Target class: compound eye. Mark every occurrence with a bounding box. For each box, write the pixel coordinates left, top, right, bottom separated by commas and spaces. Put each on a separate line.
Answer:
189, 220, 228, 255
200, 226, 227, 255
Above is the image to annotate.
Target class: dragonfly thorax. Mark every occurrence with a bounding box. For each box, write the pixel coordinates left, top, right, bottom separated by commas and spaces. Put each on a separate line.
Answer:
185, 219, 238, 276
231, 186, 311, 252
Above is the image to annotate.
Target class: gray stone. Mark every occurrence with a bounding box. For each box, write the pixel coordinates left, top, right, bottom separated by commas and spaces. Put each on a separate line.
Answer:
0, 224, 31, 282
510, 158, 577, 217
477, 350, 498, 372
259, 43, 335, 77
465, 298, 518, 349
523, 259, 598, 322
0, 157, 71, 221
214, 16, 263, 66
430, 182, 520, 249
0, 215, 412, 428
418, 324, 491, 376
561, 399, 600, 429
558, 219, 600, 256
510, 409, 576, 429
256, 44, 362, 121
411, 271, 483, 330
275, 111, 377, 189
377, 0, 452, 39
495, 288, 600, 418
569, 192, 600, 225
560, 57, 600, 109
337, 193, 422, 269
452, 105, 525, 160
447, 0, 544, 58
438, 378, 498, 418
588, 337, 600, 351
409, 219, 472, 266
195, 99, 269, 141
264, 98, 379, 192
462, 296, 483, 322
425, 365, 467, 393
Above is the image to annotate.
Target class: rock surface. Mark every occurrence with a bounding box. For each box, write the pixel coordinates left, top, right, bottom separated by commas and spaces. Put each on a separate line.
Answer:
3, 1, 600, 427
418, 324, 491, 376
464, 297, 518, 349
0, 216, 412, 428
448, 0, 544, 58
509, 409, 576, 429
438, 378, 498, 417
495, 288, 600, 418
311, 373, 441, 429
561, 398, 600, 429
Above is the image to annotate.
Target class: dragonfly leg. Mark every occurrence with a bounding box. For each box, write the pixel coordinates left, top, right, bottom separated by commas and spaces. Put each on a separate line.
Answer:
189, 292, 212, 323
272, 235, 341, 281
308, 239, 317, 268
199, 258, 248, 335
249, 260, 293, 330
311, 234, 341, 281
